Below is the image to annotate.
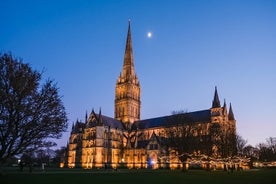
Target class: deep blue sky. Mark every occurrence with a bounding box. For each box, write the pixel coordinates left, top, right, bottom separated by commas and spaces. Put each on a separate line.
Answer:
1, 0, 276, 148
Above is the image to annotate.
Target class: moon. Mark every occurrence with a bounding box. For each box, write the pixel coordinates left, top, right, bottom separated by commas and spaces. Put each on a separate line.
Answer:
147, 32, 152, 38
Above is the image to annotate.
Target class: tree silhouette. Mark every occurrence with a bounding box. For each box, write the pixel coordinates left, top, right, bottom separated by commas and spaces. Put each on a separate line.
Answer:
164, 113, 204, 170
0, 53, 68, 165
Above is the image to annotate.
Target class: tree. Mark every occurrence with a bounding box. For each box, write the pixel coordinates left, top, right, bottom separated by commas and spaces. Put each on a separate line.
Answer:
236, 134, 247, 156
0, 53, 68, 165
52, 146, 67, 167
209, 123, 237, 158
243, 145, 258, 164
266, 137, 276, 157
35, 141, 57, 166
257, 137, 276, 162
164, 113, 211, 170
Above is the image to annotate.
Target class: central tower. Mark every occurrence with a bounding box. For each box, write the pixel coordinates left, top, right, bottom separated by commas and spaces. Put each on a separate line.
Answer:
115, 21, 141, 125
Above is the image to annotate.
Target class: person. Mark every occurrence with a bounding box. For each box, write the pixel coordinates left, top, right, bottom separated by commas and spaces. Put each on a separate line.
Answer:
230, 165, 234, 173
29, 163, 33, 173
19, 161, 24, 171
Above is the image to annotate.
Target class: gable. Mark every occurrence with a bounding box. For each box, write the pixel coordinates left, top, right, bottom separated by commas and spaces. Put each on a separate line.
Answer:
86, 113, 124, 130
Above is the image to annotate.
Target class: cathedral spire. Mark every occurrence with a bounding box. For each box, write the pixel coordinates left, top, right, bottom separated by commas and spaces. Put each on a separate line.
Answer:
122, 20, 135, 79
212, 86, 221, 108
228, 103, 235, 120
115, 21, 141, 124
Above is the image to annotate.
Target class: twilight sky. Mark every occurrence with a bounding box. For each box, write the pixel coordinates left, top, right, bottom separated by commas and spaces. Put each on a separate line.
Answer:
1, 0, 276, 148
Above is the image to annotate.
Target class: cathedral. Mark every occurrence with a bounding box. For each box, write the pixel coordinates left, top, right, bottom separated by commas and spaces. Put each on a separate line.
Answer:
65, 22, 237, 169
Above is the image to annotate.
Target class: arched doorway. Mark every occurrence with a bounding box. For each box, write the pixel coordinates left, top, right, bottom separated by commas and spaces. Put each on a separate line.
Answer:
148, 152, 158, 169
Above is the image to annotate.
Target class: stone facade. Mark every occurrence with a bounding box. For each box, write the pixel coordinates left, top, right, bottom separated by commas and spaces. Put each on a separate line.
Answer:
65, 22, 237, 169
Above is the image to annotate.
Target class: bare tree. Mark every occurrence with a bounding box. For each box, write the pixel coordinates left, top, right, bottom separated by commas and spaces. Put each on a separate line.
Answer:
52, 146, 67, 166
236, 134, 247, 156
209, 123, 237, 158
164, 113, 210, 170
266, 137, 276, 155
257, 137, 276, 161
0, 53, 68, 165
165, 114, 237, 169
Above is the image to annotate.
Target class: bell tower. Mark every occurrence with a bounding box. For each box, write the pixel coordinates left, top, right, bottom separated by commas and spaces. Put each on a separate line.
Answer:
115, 21, 141, 125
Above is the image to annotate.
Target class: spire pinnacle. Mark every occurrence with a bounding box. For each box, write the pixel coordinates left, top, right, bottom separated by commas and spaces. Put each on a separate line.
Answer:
228, 103, 235, 120
223, 99, 227, 115
71, 122, 75, 131
85, 111, 88, 123
122, 20, 135, 79
91, 108, 95, 115
98, 107, 102, 125
212, 86, 221, 108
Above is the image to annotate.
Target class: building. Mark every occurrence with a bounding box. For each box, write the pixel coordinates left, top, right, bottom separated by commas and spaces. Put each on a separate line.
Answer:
66, 21, 237, 169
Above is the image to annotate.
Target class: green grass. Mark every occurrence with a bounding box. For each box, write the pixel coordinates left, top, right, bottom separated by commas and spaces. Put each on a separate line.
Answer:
1, 168, 276, 184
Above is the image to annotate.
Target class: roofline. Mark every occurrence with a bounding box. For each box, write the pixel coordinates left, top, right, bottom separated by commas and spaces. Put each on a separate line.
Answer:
135, 109, 210, 123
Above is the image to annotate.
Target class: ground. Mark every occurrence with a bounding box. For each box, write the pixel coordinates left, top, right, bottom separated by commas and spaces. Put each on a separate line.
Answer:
1, 167, 276, 184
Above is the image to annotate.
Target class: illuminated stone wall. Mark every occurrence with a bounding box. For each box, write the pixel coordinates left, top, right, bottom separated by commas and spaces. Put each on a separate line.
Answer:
68, 128, 83, 168
67, 123, 124, 169
115, 76, 141, 124
66, 105, 236, 169
123, 149, 147, 169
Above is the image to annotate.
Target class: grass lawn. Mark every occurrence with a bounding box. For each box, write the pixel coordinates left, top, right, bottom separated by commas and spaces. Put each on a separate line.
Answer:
1, 168, 276, 184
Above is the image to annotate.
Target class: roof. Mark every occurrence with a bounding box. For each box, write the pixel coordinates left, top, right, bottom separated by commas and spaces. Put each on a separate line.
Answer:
101, 115, 124, 129
135, 132, 168, 149
86, 113, 124, 130
132, 109, 211, 130
136, 140, 149, 149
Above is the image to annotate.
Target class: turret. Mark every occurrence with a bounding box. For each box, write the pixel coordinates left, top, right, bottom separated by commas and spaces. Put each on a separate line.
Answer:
85, 111, 88, 124
223, 99, 228, 116
228, 103, 235, 121
212, 86, 221, 108
211, 87, 223, 123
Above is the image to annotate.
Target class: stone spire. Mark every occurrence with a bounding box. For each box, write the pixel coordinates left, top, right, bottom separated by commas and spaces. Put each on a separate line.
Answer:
115, 21, 141, 124
122, 20, 135, 80
228, 103, 235, 120
212, 86, 221, 108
